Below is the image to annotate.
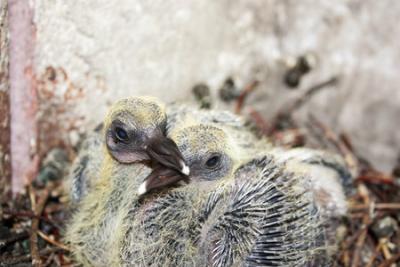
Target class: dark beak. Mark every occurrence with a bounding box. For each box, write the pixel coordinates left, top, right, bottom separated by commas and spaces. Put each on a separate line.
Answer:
138, 165, 189, 195
145, 136, 190, 175
138, 136, 190, 196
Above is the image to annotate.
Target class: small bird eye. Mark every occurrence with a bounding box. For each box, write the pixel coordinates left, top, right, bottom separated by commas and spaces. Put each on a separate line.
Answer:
114, 127, 129, 142
205, 154, 221, 169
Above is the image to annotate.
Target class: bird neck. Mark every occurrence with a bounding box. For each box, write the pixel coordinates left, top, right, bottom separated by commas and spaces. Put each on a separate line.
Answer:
100, 146, 152, 198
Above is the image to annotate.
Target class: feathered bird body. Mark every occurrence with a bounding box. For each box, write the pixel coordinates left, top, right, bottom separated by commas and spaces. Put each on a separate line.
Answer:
65, 97, 350, 266
65, 151, 152, 266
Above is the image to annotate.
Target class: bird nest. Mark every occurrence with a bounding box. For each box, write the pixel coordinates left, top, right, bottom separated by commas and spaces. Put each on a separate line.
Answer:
1, 78, 399, 266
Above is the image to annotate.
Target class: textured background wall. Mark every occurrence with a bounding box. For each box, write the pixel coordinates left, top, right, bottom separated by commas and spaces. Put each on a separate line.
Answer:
31, 0, 399, 172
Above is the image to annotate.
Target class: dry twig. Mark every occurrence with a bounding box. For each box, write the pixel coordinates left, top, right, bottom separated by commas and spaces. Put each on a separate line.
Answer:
308, 114, 359, 175
350, 184, 371, 267
378, 251, 400, 267
0, 231, 29, 249
349, 202, 400, 211
365, 240, 384, 267
29, 185, 52, 267
356, 170, 395, 185
37, 230, 70, 251
281, 76, 338, 116
235, 80, 259, 114
248, 108, 270, 135
0, 247, 61, 266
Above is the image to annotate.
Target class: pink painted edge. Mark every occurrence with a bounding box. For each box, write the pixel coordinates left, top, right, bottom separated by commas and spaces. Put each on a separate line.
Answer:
8, 0, 39, 194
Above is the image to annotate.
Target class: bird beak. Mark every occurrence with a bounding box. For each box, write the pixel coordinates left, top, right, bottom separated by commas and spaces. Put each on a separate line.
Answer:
138, 165, 189, 195
145, 136, 190, 176
137, 134, 190, 196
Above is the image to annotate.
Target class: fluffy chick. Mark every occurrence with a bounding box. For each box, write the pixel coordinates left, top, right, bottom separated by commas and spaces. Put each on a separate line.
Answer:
67, 121, 340, 266
65, 96, 190, 266
67, 96, 188, 204
117, 124, 329, 266
67, 101, 349, 266
131, 123, 351, 266
167, 104, 351, 217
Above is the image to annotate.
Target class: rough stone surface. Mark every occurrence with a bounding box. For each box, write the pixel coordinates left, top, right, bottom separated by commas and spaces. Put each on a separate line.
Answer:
33, 0, 400, 172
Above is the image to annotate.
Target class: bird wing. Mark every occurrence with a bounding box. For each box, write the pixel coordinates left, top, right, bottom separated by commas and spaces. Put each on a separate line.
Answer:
198, 156, 328, 267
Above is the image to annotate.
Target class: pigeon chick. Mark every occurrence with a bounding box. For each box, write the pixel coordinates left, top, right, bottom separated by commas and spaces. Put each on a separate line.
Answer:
174, 104, 351, 225
153, 102, 349, 220
137, 102, 349, 220
66, 101, 349, 266
65, 97, 190, 266
167, 104, 350, 218
117, 124, 326, 266
67, 96, 189, 204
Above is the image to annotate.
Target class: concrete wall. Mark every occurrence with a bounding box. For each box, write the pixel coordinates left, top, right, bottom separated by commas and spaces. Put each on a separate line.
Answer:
31, 0, 400, 172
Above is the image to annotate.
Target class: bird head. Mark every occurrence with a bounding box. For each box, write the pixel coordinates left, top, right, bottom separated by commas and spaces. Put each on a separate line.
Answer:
137, 124, 237, 195
104, 97, 189, 174
171, 124, 237, 182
